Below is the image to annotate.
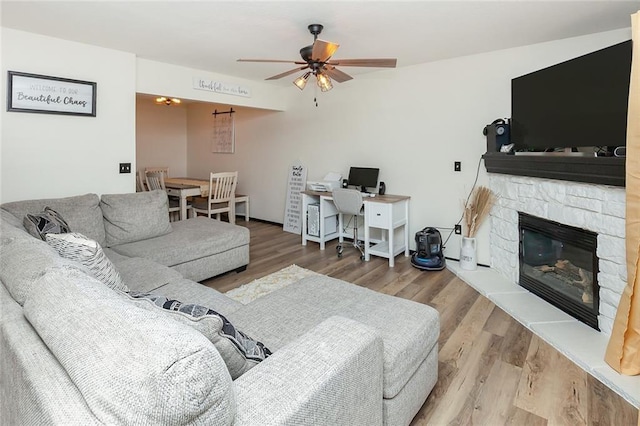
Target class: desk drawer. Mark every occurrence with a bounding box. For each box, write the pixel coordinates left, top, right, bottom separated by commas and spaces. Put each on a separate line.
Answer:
366, 203, 390, 228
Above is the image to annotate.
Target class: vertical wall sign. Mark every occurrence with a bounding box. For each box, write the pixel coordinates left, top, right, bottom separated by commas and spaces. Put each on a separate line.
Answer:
7, 71, 97, 117
211, 109, 235, 153
283, 162, 307, 234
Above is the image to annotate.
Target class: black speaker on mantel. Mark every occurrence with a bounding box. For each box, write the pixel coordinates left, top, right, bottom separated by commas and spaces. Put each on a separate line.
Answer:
379, 181, 386, 195
483, 118, 511, 152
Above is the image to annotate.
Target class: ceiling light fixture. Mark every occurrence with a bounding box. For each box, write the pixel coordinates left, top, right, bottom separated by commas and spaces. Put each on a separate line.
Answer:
316, 73, 333, 92
155, 96, 181, 106
293, 70, 333, 93
293, 72, 311, 90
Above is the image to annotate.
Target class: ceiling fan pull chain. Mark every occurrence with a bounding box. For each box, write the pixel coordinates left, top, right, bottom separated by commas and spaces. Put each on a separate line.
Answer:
314, 82, 319, 107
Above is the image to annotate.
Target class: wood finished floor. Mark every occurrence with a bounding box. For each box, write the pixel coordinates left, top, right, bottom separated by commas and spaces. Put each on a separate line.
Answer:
202, 220, 638, 425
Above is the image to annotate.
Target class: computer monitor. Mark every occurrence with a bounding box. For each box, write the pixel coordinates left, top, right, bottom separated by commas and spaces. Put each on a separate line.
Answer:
348, 167, 379, 193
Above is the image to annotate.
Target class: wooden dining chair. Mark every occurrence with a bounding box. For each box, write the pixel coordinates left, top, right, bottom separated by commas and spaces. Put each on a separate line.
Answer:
136, 171, 147, 192
145, 166, 169, 179
192, 172, 238, 224
145, 170, 191, 221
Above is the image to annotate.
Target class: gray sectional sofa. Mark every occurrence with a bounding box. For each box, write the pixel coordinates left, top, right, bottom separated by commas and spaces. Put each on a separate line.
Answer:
0, 190, 440, 425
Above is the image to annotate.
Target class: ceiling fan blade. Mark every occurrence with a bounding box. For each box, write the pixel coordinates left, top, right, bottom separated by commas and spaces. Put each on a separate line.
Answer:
326, 58, 397, 68
237, 59, 307, 64
265, 66, 309, 80
312, 39, 340, 62
323, 66, 353, 83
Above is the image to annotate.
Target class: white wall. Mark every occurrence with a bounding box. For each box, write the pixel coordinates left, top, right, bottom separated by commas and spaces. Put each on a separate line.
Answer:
1, 28, 137, 202
136, 59, 289, 111
136, 96, 188, 177
182, 28, 630, 265
3, 25, 629, 267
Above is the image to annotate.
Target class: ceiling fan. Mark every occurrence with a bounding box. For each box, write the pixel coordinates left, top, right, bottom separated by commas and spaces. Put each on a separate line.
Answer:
237, 24, 397, 92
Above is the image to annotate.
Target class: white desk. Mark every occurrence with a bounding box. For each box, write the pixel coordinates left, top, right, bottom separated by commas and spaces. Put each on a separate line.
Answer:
301, 191, 410, 267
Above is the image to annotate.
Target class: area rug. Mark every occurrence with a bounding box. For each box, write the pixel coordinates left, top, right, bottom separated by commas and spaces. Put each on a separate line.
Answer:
225, 265, 318, 304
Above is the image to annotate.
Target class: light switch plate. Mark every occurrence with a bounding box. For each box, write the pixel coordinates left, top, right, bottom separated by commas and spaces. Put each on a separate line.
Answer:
119, 163, 131, 174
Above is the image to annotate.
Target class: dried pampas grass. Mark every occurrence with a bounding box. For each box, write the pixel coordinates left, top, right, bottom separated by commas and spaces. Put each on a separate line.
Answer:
463, 186, 496, 238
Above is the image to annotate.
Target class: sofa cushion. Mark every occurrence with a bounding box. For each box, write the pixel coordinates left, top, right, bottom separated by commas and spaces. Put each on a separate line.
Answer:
23, 267, 236, 425
1, 216, 36, 242
100, 191, 172, 247
109, 256, 183, 293
0, 282, 103, 425
45, 232, 128, 292
23, 207, 71, 240
1, 194, 106, 247
0, 233, 87, 306
1, 208, 23, 228
110, 217, 249, 267
102, 247, 131, 264
229, 275, 440, 400
124, 291, 271, 380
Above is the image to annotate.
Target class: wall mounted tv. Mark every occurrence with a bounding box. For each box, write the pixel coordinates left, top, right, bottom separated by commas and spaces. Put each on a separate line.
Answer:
511, 40, 632, 153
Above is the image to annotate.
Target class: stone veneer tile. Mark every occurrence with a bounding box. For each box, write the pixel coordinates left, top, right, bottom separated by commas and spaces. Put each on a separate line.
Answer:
490, 292, 577, 326
448, 262, 527, 296
488, 174, 626, 336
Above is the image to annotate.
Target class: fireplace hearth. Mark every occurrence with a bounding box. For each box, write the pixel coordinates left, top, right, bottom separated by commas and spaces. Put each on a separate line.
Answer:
519, 212, 600, 330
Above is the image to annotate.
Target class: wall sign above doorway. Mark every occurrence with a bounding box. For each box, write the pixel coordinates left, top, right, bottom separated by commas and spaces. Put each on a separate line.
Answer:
193, 77, 251, 98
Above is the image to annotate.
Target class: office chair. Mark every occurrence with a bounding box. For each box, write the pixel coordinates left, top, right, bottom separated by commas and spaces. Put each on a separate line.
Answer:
331, 188, 365, 260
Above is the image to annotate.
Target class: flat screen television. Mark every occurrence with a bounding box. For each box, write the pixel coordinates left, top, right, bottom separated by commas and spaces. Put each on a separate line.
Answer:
511, 40, 632, 153
348, 167, 379, 192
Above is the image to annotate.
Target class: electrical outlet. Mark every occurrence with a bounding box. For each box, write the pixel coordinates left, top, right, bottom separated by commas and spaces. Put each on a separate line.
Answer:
454, 161, 461, 172
454, 224, 462, 234
119, 163, 131, 174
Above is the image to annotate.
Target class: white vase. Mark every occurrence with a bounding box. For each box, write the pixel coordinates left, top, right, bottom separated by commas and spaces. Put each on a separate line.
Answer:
459, 237, 477, 271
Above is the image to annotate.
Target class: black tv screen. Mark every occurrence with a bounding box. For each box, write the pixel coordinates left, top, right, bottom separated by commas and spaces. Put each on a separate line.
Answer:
511, 40, 631, 152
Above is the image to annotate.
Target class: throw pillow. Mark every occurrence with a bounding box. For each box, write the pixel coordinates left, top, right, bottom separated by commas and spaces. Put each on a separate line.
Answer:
45, 232, 129, 292
23, 207, 71, 240
124, 291, 271, 379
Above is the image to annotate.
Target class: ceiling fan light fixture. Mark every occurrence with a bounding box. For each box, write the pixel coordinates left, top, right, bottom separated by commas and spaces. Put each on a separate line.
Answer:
316, 73, 333, 92
237, 23, 396, 93
293, 72, 311, 90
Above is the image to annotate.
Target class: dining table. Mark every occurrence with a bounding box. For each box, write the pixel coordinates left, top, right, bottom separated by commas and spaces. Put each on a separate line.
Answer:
164, 177, 250, 222
164, 177, 209, 221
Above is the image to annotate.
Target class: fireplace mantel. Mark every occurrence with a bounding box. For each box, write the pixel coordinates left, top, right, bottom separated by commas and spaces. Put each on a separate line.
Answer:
483, 153, 625, 187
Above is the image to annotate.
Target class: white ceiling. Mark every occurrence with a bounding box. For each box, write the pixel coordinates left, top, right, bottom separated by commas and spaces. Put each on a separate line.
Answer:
1, 1, 638, 86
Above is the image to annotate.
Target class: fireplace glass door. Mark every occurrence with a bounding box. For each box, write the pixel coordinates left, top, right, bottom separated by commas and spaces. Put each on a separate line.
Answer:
518, 212, 599, 330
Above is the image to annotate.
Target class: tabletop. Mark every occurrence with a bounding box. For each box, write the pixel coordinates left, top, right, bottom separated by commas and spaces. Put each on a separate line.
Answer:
165, 177, 209, 197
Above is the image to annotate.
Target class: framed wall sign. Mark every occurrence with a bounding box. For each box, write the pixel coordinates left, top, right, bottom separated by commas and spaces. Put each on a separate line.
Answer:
7, 71, 97, 117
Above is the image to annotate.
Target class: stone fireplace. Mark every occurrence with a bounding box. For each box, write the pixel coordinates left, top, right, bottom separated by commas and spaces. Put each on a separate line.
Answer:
489, 174, 626, 335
